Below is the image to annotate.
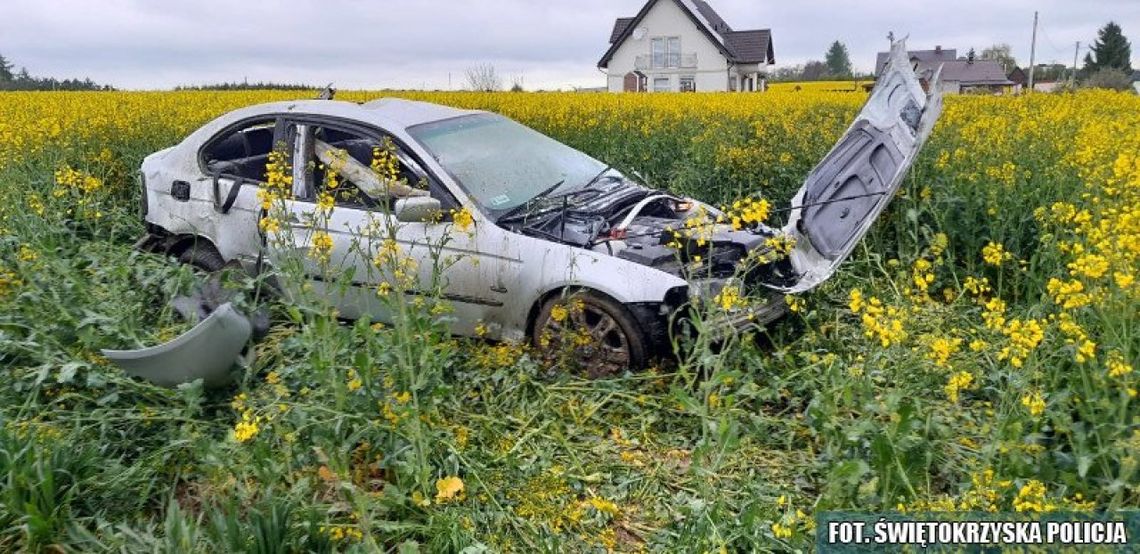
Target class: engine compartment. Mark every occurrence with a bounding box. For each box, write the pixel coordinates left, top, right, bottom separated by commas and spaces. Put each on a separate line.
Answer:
501, 181, 800, 290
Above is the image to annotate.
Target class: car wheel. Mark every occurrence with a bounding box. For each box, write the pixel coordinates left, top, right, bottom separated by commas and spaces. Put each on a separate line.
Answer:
533, 291, 648, 377
176, 241, 226, 273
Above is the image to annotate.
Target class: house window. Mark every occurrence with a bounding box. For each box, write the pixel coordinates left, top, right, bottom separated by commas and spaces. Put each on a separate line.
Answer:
651, 37, 681, 68
667, 37, 681, 67
653, 77, 671, 92
651, 38, 665, 68
679, 76, 695, 92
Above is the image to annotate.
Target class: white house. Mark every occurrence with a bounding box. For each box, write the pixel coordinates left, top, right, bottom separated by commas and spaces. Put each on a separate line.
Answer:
598, 0, 774, 93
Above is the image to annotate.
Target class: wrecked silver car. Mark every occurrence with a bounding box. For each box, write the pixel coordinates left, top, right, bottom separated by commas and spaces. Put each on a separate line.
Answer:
134, 42, 942, 373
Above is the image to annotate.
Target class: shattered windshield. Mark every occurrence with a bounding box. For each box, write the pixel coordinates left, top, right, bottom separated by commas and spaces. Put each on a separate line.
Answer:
408, 113, 610, 215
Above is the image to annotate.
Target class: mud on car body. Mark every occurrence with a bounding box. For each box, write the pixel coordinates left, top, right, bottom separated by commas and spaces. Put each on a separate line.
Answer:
136, 41, 942, 373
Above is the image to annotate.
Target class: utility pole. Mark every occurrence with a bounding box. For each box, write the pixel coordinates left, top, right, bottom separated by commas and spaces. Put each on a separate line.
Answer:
1027, 11, 1039, 91
1070, 41, 1080, 86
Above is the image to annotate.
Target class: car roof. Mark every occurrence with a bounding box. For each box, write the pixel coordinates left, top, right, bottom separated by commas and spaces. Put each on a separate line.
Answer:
229, 98, 484, 132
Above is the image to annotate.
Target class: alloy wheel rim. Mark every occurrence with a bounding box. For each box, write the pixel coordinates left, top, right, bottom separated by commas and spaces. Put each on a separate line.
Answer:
539, 302, 630, 376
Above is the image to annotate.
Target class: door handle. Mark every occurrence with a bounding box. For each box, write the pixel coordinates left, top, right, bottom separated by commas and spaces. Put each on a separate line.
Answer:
171, 180, 190, 202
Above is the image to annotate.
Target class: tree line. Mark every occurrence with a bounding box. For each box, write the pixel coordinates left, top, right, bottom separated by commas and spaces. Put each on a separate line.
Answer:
0, 53, 113, 91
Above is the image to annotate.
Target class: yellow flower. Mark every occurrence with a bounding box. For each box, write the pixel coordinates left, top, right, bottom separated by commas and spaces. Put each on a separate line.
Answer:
450, 207, 474, 232
256, 188, 275, 210
586, 497, 620, 517
1075, 340, 1096, 364
346, 369, 362, 392
1020, 390, 1046, 418
848, 289, 864, 313
785, 295, 805, 313
233, 409, 260, 443
1047, 278, 1091, 310
233, 421, 258, 442
981, 242, 1011, 266
945, 371, 974, 403
930, 232, 949, 257
858, 295, 907, 347
550, 303, 569, 323
259, 216, 281, 234
714, 284, 747, 311
727, 197, 770, 229
1068, 254, 1109, 279
17, 245, 37, 263
310, 231, 333, 261
1013, 480, 1056, 513
1107, 351, 1133, 378
997, 318, 1044, 368
928, 337, 963, 368
771, 521, 794, 539
982, 297, 1006, 331
435, 476, 465, 502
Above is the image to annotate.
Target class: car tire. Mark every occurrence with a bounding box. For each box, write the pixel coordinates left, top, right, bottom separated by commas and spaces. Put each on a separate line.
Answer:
176, 240, 227, 273
532, 290, 648, 377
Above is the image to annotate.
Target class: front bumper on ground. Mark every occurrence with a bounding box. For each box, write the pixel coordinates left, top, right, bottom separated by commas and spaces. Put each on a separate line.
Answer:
629, 289, 788, 354
700, 294, 788, 342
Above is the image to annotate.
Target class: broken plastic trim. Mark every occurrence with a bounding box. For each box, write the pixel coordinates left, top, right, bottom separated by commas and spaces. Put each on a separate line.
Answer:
102, 302, 251, 389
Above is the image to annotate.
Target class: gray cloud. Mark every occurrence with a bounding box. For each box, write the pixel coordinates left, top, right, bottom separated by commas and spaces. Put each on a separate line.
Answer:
1, 0, 1137, 90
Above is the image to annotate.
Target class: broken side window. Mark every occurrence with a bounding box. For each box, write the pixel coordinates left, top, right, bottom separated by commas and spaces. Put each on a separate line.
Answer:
293, 124, 457, 214
201, 119, 278, 182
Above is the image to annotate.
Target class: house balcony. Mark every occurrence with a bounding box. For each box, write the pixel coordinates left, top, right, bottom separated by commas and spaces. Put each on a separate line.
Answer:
634, 53, 699, 71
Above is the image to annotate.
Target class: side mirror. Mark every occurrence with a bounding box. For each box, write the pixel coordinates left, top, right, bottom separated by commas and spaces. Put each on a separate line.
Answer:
394, 196, 442, 223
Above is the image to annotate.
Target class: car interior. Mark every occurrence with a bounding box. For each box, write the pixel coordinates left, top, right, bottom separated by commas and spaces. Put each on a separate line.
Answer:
203, 123, 276, 181
310, 127, 429, 209
202, 121, 458, 216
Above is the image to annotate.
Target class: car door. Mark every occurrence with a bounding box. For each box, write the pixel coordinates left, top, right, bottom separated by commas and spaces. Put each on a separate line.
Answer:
771, 40, 944, 293
183, 117, 285, 267
268, 119, 509, 335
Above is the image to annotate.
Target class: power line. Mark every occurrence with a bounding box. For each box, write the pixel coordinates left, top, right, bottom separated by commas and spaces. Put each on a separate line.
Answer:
1036, 22, 1073, 59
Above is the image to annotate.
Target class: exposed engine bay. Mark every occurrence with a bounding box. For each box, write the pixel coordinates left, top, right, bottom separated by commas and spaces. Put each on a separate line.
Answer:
498, 176, 800, 291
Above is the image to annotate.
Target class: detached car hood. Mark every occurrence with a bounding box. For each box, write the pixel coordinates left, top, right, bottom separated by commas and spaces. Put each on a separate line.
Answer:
773, 40, 943, 293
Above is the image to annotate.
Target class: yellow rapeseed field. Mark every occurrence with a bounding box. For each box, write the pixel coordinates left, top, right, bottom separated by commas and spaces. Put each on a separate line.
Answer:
0, 89, 1136, 550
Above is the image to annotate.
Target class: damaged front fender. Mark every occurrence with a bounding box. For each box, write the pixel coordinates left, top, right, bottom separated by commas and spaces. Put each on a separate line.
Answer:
101, 302, 251, 388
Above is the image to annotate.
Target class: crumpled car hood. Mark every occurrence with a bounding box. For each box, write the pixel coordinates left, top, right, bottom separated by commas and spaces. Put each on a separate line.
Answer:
774, 39, 944, 292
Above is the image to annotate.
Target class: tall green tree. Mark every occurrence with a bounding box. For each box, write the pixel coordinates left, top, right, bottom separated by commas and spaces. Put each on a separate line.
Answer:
981, 43, 1018, 73
1082, 21, 1132, 74
824, 41, 853, 78
0, 54, 14, 81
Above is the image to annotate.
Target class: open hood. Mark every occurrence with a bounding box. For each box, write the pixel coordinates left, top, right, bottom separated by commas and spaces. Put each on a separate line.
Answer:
772, 40, 943, 293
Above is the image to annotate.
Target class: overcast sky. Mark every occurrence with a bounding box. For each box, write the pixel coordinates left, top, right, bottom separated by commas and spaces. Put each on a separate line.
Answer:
1, 0, 1137, 90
